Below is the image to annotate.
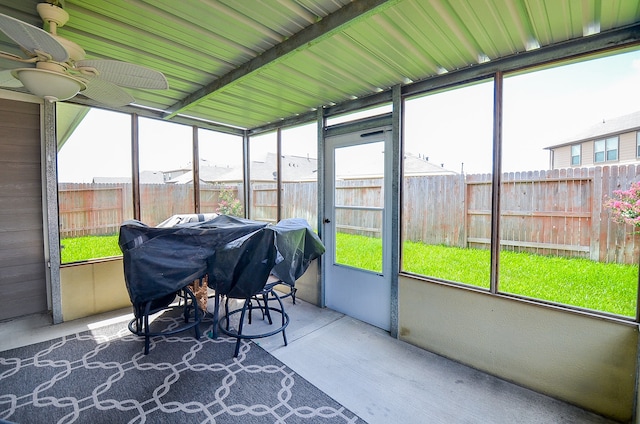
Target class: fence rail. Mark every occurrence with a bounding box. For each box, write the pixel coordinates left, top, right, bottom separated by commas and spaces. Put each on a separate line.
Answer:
58, 165, 640, 264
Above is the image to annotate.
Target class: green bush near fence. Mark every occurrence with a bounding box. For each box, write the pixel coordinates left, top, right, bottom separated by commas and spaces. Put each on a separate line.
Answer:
62, 233, 638, 317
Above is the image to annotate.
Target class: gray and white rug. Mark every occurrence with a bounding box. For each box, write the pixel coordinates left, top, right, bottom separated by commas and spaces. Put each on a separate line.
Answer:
0, 310, 366, 423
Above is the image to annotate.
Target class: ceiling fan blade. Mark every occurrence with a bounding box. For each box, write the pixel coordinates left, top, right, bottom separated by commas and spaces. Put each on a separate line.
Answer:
0, 13, 68, 62
0, 69, 22, 87
79, 77, 135, 107
76, 60, 168, 90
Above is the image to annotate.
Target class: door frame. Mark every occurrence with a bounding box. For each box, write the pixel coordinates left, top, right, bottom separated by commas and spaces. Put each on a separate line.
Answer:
320, 113, 396, 331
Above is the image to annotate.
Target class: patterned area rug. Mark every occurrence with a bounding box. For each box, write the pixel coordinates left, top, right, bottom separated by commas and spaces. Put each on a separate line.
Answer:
0, 309, 366, 424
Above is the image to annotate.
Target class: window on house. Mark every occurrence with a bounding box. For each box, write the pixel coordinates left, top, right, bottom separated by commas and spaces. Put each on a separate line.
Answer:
594, 137, 619, 163
198, 129, 244, 217
401, 80, 494, 289
607, 137, 619, 160
637, 132, 640, 157
502, 51, 638, 318
571, 145, 581, 166
138, 117, 193, 226
57, 106, 133, 263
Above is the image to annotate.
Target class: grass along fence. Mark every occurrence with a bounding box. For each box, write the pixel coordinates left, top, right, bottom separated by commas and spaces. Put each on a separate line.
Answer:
406, 165, 640, 265
61, 232, 638, 318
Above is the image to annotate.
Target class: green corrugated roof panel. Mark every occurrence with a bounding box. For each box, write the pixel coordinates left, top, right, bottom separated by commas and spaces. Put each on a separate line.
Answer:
0, 0, 639, 129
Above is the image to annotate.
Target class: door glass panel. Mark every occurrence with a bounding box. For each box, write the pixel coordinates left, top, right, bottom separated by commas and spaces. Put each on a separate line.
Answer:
334, 141, 384, 273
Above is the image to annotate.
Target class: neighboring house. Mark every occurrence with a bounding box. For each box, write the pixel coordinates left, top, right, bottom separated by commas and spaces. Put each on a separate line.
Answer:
93, 152, 452, 184
162, 166, 191, 182
167, 164, 240, 185
167, 153, 318, 185
254, 152, 318, 182
403, 152, 458, 177
545, 110, 640, 169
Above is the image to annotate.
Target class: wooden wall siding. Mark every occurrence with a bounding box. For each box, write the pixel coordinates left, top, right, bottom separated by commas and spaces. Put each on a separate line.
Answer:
619, 132, 635, 161
0, 98, 48, 321
57, 165, 640, 265
552, 131, 640, 169
553, 145, 571, 169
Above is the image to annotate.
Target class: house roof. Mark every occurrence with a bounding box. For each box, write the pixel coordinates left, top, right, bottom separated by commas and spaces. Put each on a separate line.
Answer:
167, 153, 318, 184
1, 1, 639, 134
160, 151, 451, 184
404, 153, 458, 176
545, 110, 640, 149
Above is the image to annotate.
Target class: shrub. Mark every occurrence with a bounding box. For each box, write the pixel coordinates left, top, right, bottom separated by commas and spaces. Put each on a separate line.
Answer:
215, 188, 243, 216
604, 181, 640, 228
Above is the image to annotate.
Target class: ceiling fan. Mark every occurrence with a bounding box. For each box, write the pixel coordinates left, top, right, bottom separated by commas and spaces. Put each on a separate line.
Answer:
0, 1, 168, 106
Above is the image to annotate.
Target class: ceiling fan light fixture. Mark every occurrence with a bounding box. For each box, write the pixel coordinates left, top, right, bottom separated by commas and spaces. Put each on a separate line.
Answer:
12, 68, 85, 102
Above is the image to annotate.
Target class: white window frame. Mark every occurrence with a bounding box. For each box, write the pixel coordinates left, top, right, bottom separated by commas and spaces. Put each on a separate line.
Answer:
570, 144, 581, 166
594, 136, 618, 163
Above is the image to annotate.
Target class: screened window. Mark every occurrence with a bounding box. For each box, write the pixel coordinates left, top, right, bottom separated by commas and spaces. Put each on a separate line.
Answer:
281, 123, 318, 229
138, 118, 193, 226
502, 51, 638, 318
401, 81, 494, 289
198, 129, 244, 217
571, 145, 581, 166
249, 132, 278, 223
401, 48, 640, 319
57, 106, 133, 264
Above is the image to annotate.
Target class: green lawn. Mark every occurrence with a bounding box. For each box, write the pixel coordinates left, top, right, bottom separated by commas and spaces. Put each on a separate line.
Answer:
63, 232, 638, 317
61, 235, 122, 263
339, 234, 638, 317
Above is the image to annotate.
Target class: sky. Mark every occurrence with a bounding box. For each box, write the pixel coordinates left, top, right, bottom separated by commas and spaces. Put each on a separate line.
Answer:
57, 48, 640, 182
404, 48, 640, 174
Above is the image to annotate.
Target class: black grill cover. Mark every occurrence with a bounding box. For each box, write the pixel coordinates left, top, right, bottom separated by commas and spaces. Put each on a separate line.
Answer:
270, 218, 325, 286
118, 215, 324, 306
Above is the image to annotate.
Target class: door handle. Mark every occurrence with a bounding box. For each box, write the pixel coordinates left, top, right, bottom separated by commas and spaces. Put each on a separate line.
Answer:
324, 218, 331, 223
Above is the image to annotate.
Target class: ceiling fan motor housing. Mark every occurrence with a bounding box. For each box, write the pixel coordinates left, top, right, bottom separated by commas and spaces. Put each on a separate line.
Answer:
36, 3, 69, 29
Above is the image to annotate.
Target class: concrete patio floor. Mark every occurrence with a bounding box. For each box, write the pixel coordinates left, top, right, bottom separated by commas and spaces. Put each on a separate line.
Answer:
0, 297, 621, 424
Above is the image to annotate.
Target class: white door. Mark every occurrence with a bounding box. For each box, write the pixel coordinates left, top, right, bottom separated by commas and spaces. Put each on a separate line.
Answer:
323, 124, 392, 331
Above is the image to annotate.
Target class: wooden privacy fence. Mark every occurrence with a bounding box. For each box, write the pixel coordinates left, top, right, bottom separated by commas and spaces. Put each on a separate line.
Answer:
58, 183, 130, 237
250, 182, 318, 228
58, 183, 242, 235
402, 165, 640, 265
58, 165, 640, 264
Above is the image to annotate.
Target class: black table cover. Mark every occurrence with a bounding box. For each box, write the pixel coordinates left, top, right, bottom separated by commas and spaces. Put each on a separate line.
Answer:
118, 215, 324, 306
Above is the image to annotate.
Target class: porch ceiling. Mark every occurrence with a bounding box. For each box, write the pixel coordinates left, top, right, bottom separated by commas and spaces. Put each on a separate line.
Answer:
0, 0, 639, 131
